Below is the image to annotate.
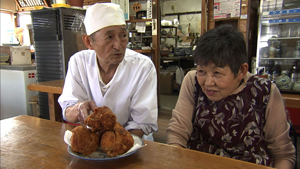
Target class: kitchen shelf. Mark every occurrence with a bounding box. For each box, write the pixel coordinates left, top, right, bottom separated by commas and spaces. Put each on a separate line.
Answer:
126, 19, 152, 23
161, 25, 178, 48
262, 8, 300, 16
160, 56, 195, 70
260, 58, 300, 60
263, 37, 300, 41
161, 36, 175, 38
133, 49, 154, 54
128, 24, 152, 50
161, 26, 177, 29
213, 17, 240, 21
161, 56, 193, 60
262, 18, 300, 24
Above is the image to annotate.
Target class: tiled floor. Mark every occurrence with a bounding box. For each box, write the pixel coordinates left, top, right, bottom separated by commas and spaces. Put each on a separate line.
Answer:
156, 93, 299, 169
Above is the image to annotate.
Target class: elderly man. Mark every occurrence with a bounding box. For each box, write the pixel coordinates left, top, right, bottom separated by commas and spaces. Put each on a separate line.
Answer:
58, 3, 158, 140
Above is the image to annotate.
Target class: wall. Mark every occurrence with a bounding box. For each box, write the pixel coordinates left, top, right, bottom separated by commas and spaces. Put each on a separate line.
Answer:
0, 0, 17, 12
18, 12, 32, 46
0, 0, 17, 45
162, 0, 201, 14
128, 1, 148, 18
161, 0, 202, 36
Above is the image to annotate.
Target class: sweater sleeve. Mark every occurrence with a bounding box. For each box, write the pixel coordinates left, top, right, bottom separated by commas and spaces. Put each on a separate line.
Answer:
263, 83, 296, 169
166, 70, 196, 147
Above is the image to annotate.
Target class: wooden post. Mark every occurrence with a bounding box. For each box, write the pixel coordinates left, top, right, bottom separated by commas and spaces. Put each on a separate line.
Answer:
151, 0, 161, 107
201, 0, 208, 34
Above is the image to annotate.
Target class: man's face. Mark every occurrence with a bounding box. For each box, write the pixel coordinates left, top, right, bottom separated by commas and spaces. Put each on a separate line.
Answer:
89, 25, 128, 65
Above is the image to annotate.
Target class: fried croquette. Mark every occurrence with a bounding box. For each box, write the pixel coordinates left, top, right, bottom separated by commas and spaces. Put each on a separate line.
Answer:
85, 106, 117, 133
100, 122, 134, 157
71, 106, 134, 157
71, 126, 100, 155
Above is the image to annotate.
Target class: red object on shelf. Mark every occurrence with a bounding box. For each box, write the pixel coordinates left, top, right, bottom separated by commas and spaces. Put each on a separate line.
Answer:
287, 107, 300, 133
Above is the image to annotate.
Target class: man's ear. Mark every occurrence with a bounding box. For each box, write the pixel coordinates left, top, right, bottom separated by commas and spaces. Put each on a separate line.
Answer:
238, 63, 249, 80
82, 34, 94, 50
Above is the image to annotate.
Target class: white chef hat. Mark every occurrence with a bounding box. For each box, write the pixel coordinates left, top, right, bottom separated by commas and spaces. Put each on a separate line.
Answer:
84, 3, 126, 36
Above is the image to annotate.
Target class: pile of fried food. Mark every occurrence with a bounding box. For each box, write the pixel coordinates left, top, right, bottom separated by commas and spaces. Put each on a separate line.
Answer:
70, 106, 134, 157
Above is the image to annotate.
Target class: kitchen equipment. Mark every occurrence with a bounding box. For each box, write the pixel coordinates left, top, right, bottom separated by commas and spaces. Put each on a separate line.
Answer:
0, 65, 38, 120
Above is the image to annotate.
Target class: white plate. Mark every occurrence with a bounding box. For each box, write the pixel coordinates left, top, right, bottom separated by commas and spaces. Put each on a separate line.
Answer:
67, 134, 144, 161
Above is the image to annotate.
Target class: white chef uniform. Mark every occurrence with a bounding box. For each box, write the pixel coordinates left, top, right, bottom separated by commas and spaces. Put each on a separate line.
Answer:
58, 48, 158, 140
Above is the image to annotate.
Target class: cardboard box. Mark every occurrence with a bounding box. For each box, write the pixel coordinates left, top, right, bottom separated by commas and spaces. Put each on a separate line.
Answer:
9, 46, 31, 65
160, 71, 174, 94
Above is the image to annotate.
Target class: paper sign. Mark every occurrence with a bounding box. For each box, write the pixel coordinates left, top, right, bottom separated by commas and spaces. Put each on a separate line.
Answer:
111, 0, 130, 20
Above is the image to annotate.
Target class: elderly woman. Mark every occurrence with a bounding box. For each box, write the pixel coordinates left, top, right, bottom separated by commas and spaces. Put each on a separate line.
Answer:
166, 25, 296, 169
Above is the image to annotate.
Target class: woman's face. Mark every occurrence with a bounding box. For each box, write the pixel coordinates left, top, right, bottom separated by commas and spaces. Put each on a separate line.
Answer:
196, 63, 243, 102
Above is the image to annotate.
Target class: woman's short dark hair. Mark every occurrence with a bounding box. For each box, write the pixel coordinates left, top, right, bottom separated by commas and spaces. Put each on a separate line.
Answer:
193, 24, 247, 77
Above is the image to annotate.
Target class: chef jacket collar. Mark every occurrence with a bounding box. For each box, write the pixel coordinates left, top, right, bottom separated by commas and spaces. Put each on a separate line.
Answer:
96, 56, 120, 89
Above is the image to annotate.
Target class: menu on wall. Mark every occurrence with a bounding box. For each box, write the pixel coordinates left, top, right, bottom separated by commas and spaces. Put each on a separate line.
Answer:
213, 0, 241, 19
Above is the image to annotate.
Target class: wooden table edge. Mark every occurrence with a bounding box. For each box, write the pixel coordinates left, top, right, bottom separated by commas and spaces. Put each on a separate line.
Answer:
27, 79, 64, 94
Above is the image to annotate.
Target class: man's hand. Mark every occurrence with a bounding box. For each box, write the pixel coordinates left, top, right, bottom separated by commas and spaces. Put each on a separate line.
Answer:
65, 100, 97, 123
129, 129, 144, 138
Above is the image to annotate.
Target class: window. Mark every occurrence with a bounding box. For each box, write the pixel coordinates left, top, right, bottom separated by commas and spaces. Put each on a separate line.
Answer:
18, 12, 32, 46
0, 12, 15, 45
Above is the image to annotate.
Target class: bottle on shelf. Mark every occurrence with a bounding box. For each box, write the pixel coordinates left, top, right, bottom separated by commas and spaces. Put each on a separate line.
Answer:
275, 41, 281, 58
265, 60, 274, 80
298, 61, 300, 82
272, 61, 281, 82
251, 57, 256, 74
269, 41, 276, 58
293, 40, 300, 58
290, 60, 299, 82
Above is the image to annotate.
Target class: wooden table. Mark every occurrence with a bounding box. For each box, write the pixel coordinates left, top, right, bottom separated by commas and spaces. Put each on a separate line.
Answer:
27, 79, 64, 122
1, 115, 273, 169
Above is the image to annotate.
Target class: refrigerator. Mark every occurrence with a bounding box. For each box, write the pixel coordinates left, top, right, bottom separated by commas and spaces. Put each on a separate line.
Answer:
256, 0, 300, 93
0, 65, 38, 120
256, 0, 300, 134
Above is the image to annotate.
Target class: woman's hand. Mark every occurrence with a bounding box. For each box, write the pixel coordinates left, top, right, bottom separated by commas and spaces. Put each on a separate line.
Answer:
65, 100, 97, 123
